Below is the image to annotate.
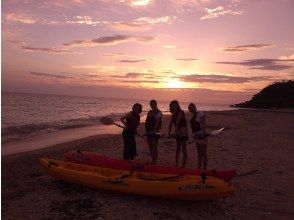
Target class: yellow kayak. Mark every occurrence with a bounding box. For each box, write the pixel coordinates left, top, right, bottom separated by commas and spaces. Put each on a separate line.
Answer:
39, 158, 234, 200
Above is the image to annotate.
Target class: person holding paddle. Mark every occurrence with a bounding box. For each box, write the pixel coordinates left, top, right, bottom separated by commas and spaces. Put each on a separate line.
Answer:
120, 103, 143, 160
168, 100, 188, 168
145, 99, 163, 164
188, 103, 208, 169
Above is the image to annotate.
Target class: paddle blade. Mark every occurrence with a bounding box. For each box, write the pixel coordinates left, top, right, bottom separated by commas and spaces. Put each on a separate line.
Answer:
209, 127, 225, 136
100, 117, 115, 125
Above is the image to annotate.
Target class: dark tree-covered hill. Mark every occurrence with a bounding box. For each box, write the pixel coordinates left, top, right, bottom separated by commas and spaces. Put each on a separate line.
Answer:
232, 80, 294, 109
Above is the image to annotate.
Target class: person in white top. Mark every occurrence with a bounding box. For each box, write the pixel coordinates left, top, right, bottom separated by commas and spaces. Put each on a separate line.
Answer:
188, 103, 208, 169
145, 100, 163, 164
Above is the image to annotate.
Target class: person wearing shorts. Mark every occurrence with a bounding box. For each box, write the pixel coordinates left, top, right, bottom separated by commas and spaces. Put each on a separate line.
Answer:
120, 103, 142, 160
168, 100, 188, 168
145, 100, 163, 164
188, 103, 208, 169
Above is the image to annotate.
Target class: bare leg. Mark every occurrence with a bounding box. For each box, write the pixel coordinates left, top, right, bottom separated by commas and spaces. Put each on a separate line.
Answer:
151, 138, 158, 164
181, 141, 187, 168
153, 138, 159, 164
148, 138, 158, 164
147, 138, 153, 162
175, 141, 181, 167
197, 144, 203, 169
203, 139, 208, 169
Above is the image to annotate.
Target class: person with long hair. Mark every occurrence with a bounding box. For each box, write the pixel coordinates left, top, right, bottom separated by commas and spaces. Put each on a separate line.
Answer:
168, 100, 188, 167
188, 103, 208, 169
120, 103, 143, 160
145, 99, 163, 164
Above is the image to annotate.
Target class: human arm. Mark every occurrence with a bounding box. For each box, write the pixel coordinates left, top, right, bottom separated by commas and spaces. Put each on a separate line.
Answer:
200, 115, 206, 132
135, 116, 140, 134
120, 112, 130, 127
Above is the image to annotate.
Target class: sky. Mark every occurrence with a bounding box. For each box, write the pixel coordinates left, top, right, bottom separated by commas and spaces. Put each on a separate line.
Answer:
2, 0, 294, 104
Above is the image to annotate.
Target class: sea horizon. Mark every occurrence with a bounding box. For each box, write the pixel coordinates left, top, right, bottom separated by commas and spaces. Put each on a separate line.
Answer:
1, 90, 235, 106
2, 91, 234, 144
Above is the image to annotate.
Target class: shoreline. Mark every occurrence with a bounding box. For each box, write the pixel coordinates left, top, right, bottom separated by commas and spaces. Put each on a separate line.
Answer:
2, 109, 294, 219
2, 125, 122, 156
1, 109, 235, 156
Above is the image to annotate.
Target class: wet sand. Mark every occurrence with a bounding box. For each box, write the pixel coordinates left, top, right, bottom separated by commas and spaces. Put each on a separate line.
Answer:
2, 125, 122, 156
2, 109, 294, 219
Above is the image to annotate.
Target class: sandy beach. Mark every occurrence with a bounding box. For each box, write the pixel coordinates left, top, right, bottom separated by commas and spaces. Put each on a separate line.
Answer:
2, 109, 294, 219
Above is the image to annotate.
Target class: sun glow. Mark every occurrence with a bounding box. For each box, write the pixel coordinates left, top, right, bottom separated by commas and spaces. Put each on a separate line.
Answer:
130, 0, 151, 6
166, 79, 184, 88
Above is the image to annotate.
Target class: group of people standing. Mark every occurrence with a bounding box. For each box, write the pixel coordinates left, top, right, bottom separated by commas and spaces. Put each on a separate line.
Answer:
120, 100, 208, 169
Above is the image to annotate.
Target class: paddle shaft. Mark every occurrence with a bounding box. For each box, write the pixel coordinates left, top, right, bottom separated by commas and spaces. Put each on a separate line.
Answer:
112, 122, 146, 140
159, 127, 224, 143
104, 116, 223, 142
113, 122, 124, 129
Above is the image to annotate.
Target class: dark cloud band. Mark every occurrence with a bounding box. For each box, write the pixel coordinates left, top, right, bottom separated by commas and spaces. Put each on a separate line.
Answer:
216, 58, 294, 71
117, 59, 146, 63
221, 44, 275, 52
175, 58, 198, 61
62, 35, 154, 47
180, 73, 273, 83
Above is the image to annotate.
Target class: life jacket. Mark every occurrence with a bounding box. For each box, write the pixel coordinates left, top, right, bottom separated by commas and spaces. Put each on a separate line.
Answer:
145, 109, 162, 132
190, 112, 202, 133
125, 111, 140, 132
171, 110, 187, 128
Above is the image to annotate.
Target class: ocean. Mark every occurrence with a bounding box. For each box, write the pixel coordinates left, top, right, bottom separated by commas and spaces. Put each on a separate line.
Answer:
1, 92, 233, 143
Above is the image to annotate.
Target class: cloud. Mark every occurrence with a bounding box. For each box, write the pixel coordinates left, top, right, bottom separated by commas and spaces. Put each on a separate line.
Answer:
19, 45, 69, 54
161, 69, 177, 76
110, 72, 153, 78
125, 72, 154, 78
201, 5, 242, 20
29, 71, 74, 79
175, 58, 198, 61
117, 59, 146, 63
29, 71, 108, 83
110, 16, 176, 31
3, 12, 101, 27
125, 72, 144, 78
92, 34, 153, 44
102, 53, 152, 62
221, 44, 275, 52
102, 53, 126, 57
121, 79, 160, 83
4, 13, 37, 24
65, 16, 101, 26
280, 54, 294, 61
3, 13, 60, 25
3, 12, 174, 31
216, 58, 294, 71
180, 74, 273, 83
62, 35, 154, 47
11, 39, 76, 54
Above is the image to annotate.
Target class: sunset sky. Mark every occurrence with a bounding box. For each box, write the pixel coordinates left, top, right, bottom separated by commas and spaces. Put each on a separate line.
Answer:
2, 0, 294, 104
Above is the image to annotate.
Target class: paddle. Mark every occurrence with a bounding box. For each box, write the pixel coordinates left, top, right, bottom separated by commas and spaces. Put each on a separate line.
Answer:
187, 127, 225, 144
100, 116, 224, 142
236, 169, 258, 177
208, 127, 225, 136
100, 116, 145, 139
100, 116, 125, 128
